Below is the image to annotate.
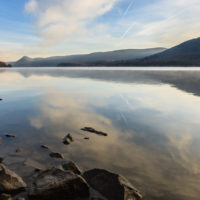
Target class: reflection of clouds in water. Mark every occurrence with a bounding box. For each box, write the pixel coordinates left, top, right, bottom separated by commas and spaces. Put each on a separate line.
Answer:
1, 69, 200, 199
29, 87, 200, 199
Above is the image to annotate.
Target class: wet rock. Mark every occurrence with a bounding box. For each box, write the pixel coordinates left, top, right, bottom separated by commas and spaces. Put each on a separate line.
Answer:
40, 145, 49, 150
0, 98, 2, 101
62, 161, 82, 175
49, 152, 63, 159
0, 193, 12, 200
0, 164, 26, 193
81, 127, 108, 136
5, 134, 15, 138
83, 169, 142, 200
0, 157, 4, 163
16, 148, 22, 153
28, 168, 90, 200
63, 134, 73, 145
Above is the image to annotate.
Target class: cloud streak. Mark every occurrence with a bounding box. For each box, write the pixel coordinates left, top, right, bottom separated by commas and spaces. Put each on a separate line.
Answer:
25, 0, 120, 45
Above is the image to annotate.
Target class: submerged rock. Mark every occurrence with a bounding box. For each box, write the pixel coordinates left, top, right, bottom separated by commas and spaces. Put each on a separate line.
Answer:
0, 157, 4, 163
49, 152, 63, 159
5, 134, 15, 138
62, 161, 82, 175
83, 169, 142, 200
40, 145, 49, 150
81, 127, 108, 136
16, 148, 22, 153
63, 134, 73, 145
0, 164, 26, 193
28, 168, 90, 200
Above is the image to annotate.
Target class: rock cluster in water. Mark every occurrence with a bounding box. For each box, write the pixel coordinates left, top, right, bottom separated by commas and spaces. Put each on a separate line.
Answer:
0, 125, 142, 200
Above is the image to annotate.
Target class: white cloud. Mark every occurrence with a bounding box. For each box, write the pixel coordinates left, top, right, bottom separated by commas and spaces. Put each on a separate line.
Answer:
25, 0, 120, 45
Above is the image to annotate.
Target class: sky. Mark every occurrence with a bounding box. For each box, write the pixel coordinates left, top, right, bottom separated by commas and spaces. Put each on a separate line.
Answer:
0, 0, 200, 61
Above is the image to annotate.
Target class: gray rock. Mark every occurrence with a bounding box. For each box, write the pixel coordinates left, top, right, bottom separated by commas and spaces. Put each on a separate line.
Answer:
40, 145, 49, 150
0, 193, 12, 200
83, 169, 142, 200
0, 164, 26, 193
49, 152, 63, 159
28, 168, 90, 200
81, 127, 107, 136
63, 134, 73, 145
5, 134, 15, 138
62, 161, 82, 175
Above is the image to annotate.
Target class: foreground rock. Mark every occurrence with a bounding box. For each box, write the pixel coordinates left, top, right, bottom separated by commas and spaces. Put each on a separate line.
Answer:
62, 161, 82, 175
28, 168, 90, 200
0, 164, 26, 193
81, 127, 108, 136
63, 133, 73, 145
83, 169, 142, 200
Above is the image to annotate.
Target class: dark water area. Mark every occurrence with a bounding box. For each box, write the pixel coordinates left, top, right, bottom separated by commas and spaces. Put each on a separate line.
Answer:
1, 67, 200, 200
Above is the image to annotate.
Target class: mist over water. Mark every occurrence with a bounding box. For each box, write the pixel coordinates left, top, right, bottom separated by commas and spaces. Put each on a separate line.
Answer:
1, 68, 200, 200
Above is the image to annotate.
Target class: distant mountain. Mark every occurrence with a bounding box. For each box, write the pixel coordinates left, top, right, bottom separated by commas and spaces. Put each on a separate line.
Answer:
13, 48, 166, 67
131, 37, 200, 66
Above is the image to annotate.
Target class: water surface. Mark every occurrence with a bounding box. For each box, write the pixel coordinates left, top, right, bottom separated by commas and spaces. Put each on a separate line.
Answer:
1, 68, 200, 200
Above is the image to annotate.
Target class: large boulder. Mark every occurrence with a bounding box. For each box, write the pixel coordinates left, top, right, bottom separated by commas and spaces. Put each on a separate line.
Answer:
28, 168, 90, 200
83, 169, 142, 200
0, 164, 26, 193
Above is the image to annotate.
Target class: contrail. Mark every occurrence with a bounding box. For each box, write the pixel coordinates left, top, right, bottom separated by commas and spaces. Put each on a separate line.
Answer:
121, 0, 134, 18
121, 21, 136, 39
120, 0, 136, 40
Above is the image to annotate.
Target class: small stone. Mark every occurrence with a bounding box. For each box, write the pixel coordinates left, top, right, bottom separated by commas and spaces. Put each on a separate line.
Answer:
0, 157, 4, 163
63, 134, 73, 145
0, 193, 12, 200
62, 161, 82, 175
81, 127, 108, 136
40, 145, 49, 150
16, 148, 22, 153
49, 152, 64, 159
0, 98, 3, 101
84, 137, 89, 140
5, 134, 15, 138
0, 137, 2, 144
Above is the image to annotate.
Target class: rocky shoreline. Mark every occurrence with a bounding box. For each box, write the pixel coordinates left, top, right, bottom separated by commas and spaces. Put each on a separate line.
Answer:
0, 162, 142, 200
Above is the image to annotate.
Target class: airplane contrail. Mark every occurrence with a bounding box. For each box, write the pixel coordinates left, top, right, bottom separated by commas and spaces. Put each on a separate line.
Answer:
121, 0, 135, 18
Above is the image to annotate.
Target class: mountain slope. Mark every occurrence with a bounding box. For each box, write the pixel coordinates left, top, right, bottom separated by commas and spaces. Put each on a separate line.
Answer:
134, 37, 200, 66
13, 48, 166, 67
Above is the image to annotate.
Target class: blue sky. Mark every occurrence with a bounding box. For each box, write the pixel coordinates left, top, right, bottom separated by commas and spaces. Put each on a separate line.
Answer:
0, 0, 200, 61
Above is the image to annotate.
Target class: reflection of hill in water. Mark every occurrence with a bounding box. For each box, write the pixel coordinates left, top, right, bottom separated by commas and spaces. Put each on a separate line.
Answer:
8, 68, 200, 97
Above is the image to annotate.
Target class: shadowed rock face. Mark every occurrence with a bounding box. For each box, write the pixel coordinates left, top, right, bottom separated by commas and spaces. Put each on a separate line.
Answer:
28, 168, 90, 200
83, 169, 142, 200
0, 164, 26, 193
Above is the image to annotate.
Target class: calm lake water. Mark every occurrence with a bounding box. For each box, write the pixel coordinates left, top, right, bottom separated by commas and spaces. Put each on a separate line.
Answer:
1, 67, 200, 200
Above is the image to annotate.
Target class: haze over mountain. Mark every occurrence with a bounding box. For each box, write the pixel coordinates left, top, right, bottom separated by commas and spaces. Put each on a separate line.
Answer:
13, 48, 166, 67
